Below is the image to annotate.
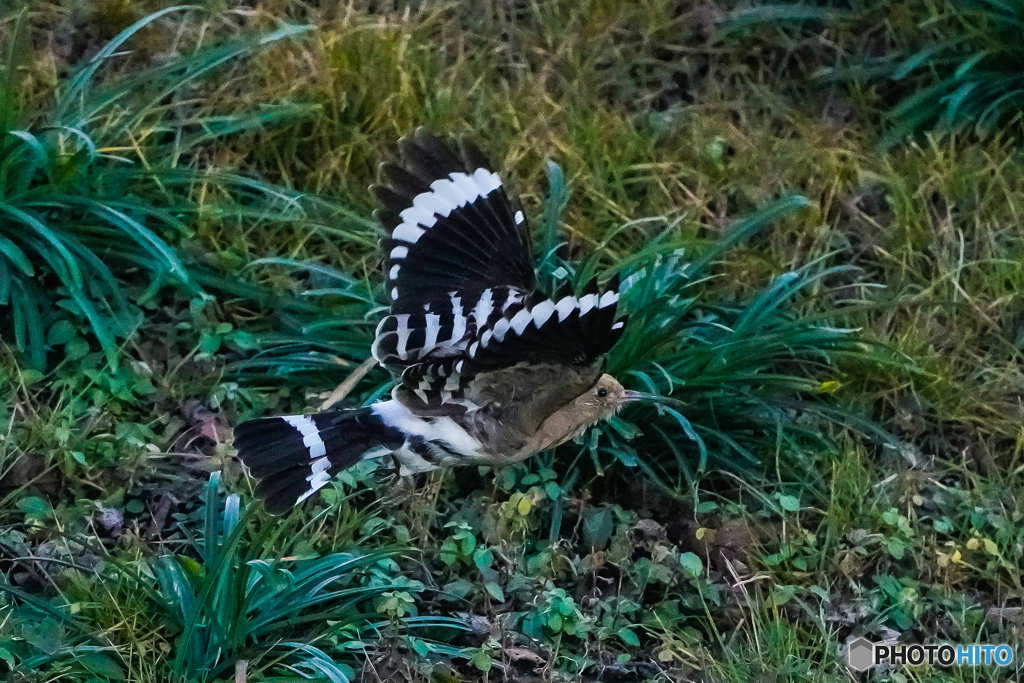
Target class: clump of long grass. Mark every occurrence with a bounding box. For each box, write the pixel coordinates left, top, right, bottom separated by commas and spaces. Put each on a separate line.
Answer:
0, 472, 465, 680
719, 0, 1024, 143
873, 0, 1024, 141
0, 7, 322, 369
148, 472, 465, 681
533, 166, 892, 493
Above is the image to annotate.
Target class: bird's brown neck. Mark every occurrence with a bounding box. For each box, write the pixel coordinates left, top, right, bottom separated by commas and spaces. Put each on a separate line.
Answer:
511, 401, 595, 460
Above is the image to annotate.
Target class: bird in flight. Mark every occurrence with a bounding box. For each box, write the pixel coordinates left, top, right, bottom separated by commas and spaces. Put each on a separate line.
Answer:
233, 130, 638, 513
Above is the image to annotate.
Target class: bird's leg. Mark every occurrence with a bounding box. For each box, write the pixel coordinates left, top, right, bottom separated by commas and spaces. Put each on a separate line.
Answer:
382, 453, 404, 480
319, 357, 377, 411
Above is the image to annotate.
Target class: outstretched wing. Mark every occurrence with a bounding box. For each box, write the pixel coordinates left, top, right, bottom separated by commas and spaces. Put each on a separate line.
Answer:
370, 131, 627, 419
391, 278, 626, 416
371, 129, 535, 369
374, 129, 534, 309
465, 277, 626, 369
371, 285, 528, 367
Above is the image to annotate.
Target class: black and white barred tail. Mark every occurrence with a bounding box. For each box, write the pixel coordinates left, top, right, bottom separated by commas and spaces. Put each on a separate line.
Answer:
234, 409, 403, 514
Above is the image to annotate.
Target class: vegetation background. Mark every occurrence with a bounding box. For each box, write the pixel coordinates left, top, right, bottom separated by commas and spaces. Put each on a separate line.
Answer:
1, 1, 1023, 681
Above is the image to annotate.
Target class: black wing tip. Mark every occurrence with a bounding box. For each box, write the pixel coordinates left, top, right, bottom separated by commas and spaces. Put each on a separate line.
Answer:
373, 129, 497, 193
370, 130, 473, 229
409, 126, 444, 149
408, 127, 483, 166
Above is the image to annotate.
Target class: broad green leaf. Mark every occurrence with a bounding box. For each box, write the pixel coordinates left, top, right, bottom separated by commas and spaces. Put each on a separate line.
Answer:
679, 552, 703, 578
483, 581, 504, 603
582, 506, 614, 552
778, 495, 801, 512
617, 627, 640, 648
47, 319, 77, 345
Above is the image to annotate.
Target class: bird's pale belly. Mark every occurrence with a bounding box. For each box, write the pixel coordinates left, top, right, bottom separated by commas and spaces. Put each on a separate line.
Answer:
386, 401, 591, 474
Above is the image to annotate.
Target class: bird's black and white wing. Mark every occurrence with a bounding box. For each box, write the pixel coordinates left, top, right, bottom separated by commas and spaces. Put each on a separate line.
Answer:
371, 129, 535, 368
392, 278, 627, 415
370, 287, 529, 367
235, 132, 631, 513
369, 130, 627, 417
465, 276, 625, 369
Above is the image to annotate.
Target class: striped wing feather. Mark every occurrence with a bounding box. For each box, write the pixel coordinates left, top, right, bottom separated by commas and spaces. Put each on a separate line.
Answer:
466, 277, 626, 369
392, 357, 475, 415
373, 129, 535, 311
392, 277, 626, 414
371, 130, 626, 417
372, 286, 529, 367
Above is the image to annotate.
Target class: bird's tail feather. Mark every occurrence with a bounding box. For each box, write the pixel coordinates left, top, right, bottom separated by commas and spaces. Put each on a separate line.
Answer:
234, 408, 403, 514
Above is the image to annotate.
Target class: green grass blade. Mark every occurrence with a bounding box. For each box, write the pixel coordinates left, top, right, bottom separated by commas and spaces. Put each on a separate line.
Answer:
689, 195, 811, 275
537, 160, 570, 292
57, 5, 198, 121
0, 201, 83, 288
0, 234, 34, 276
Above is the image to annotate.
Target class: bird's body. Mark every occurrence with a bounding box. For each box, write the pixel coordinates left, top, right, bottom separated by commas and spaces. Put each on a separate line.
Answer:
234, 131, 635, 513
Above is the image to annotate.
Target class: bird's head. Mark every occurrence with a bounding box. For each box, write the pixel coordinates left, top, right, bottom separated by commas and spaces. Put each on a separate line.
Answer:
572, 373, 643, 425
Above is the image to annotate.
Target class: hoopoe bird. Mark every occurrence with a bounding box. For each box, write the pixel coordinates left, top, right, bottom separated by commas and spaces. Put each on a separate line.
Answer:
233, 130, 638, 513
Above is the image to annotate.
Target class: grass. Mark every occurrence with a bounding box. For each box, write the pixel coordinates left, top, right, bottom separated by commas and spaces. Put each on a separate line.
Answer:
0, 7, 330, 370
2, 0, 1024, 681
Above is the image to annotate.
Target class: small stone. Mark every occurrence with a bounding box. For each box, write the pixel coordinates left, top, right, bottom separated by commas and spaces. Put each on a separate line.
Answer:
96, 503, 123, 532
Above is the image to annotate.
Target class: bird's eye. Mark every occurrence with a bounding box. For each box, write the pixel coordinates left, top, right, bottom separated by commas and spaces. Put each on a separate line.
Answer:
597, 387, 609, 398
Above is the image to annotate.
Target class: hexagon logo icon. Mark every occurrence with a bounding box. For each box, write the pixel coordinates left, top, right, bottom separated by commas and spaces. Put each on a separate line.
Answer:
847, 638, 875, 672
